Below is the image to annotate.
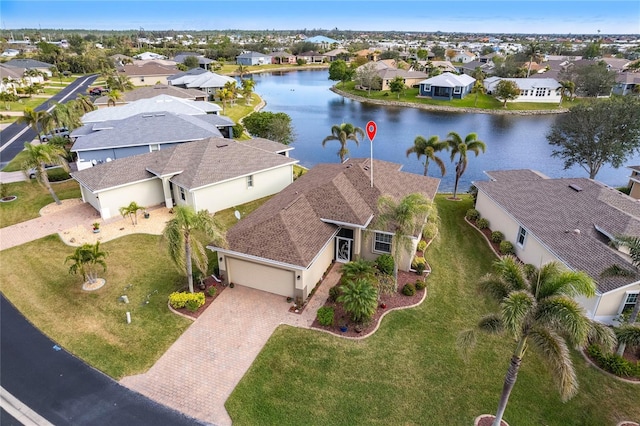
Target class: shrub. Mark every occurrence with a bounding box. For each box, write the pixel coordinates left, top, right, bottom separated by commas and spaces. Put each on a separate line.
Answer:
412, 256, 426, 275
476, 218, 489, 229
465, 208, 480, 221
417, 240, 427, 252
523, 264, 537, 280
375, 254, 394, 275
415, 279, 426, 290
207, 286, 217, 297
316, 306, 335, 326
328, 285, 342, 302
587, 345, 638, 378
376, 274, 396, 295
499, 240, 515, 255
402, 283, 416, 296
338, 278, 378, 322
169, 291, 205, 310
422, 222, 438, 240
491, 231, 504, 243
232, 123, 245, 138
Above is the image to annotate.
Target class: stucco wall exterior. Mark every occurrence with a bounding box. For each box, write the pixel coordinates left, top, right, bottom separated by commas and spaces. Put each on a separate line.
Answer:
594, 283, 640, 323
95, 179, 164, 219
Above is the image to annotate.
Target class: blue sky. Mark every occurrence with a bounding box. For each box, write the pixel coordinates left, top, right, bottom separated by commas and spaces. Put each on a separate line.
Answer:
1, 1, 639, 34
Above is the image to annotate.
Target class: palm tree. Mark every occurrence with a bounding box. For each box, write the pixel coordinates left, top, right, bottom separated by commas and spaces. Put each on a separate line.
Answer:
18, 108, 48, 140
235, 64, 249, 78
163, 205, 228, 293
107, 89, 123, 107
74, 95, 96, 114
20, 142, 69, 205
223, 80, 238, 105
559, 80, 576, 103
458, 256, 616, 426
406, 135, 448, 177
65, 242, 108, 284
471, 80, 486, 107
374, 193, 433, 285
241, 78, 255, 105
49, 102, 81, 131
322, 122, 365, 163
119, 201, 145, 226
446, 131, 486, 200
611, 235, 640, 355
337, 278, 378, 323
615, 324, 640, 356
524, 41, 542, 78
215, 88, 234, 114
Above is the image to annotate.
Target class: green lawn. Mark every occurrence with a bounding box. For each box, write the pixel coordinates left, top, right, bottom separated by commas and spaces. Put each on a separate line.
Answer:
0, 233, 191, 379
225, 195, 640, 425
3, 150, 34, 172
219, 94, 263, 123
0, 179, 81, 227
336, 82, 565, 112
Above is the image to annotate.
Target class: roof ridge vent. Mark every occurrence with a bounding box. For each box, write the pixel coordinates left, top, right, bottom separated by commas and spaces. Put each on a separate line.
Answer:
216, 143, 228, 148
569, 183, 583, 192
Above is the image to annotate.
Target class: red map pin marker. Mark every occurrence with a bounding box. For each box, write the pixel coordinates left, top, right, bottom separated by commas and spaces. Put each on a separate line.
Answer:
366, 121, 377, 142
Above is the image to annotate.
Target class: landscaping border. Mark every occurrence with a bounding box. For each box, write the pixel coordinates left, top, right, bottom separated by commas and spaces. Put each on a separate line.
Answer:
579, 348, 640, 385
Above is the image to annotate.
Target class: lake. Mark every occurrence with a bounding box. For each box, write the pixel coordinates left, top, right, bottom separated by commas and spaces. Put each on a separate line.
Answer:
251, 69, 640, 192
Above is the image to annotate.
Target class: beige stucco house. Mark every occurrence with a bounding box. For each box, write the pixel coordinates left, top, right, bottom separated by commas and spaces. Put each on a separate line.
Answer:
71, 137, 297, 220
627, 165, 640, 200
208, 158, 440, 300
474, 170, 640, 325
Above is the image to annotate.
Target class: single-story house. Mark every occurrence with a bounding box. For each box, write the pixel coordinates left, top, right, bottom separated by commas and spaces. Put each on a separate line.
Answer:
81, 94, 223, 123
208, 158, 440, 300
93, 84, 208, 108
484, 77, 562, 103
451, 50, 476, 63
117, 61, 179, 86
418, 72, 475, 100
134, 52, 166, 61
72, 111, 234, 170
0, 64, 24, 93
474, 169, 640, 325
297, 51, 326, 64
378, 68, 428, 91
167, 68, 236, 100
270, 51, 297, 65
627, 166, 640, 199
323, 48, 350, 62
71, 137, 298, 219
2, 58, 54, 76
612, 72, 640, 96
458, 60, 494, 77
236, 51, 272, 66
173, 53, 213, 69
355, 49, 381, 62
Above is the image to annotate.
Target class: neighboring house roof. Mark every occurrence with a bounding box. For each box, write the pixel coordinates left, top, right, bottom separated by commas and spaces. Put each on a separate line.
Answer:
323, 48, 349, 57
134, 52, 166, 60
71, 137, 296, 192
225, 158, 440, 268
475, 170, 640, 293
0, 63, 24, 80
81, 94, 222, 123
71, 112, 226, 152
118, 62, 178, 77
168, 69, 235, 89
628, 165, 640, 173
429, 61, 458, 73
174, 53, 213, 65
241, 138, 294, 155
270, 51, 294, 58
419, 72, 475, 87
3, 58, 53, 69
378, 68, 428, 81
306, 35, 340, 45
237, 51, 272, 59
298, 51, 325, 57
601, 57, 631, 71
616, 72, 640, 85
93, 84, 207, 106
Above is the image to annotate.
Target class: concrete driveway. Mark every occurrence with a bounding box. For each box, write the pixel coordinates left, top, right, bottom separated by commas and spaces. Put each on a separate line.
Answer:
120, 265, 339, 426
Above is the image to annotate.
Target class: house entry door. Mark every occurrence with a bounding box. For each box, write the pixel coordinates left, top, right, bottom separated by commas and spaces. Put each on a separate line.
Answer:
335, 237, 352, 263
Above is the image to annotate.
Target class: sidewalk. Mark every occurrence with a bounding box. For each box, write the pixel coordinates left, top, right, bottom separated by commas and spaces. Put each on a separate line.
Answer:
0, 171, 27, 183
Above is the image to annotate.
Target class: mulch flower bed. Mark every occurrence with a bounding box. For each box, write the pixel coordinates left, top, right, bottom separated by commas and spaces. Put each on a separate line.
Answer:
172, 276, 226, 319
476, 415, 509, 426
311, 270, 426, 338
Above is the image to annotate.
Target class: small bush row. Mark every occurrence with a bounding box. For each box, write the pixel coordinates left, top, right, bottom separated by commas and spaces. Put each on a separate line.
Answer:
491, 231, 504, 243
375, 254, 395, 275
587, 345, 640, 378
499, 240, 515, 255
169, 291, 205, 311
417, 240, 427, 253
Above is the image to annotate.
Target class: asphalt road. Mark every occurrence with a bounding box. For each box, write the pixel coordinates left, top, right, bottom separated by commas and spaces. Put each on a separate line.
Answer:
0, 294, 205, 426
0, 74, 98, 165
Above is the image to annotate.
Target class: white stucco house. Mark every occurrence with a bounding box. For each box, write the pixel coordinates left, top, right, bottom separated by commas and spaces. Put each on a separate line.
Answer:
208, 158, 440, 300
474, 169, 640, 325
71, 137, 297, 220
484, 77, 562, 103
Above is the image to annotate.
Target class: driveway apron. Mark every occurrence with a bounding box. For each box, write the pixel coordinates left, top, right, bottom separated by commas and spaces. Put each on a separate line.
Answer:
120, 265, 340, 426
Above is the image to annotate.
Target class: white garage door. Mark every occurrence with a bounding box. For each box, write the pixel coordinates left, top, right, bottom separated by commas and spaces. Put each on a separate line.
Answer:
227, 258, 294, 297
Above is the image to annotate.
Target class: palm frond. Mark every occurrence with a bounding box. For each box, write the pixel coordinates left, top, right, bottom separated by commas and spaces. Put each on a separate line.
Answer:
539, 267, 595, 299
615, 324, 640, 348
589, 320, 617, 352
457, 329, 477, 361
528, 326, 578, 401
535, 296, 591, 346
493, 256, 528, 291
501, 290, 536, 338
478, 313, 504, 334
479, 274, 511, 301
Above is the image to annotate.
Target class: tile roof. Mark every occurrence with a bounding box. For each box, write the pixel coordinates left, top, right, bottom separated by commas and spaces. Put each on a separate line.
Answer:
71, 138, 297, 193
225, 158, 440, 268
81, 94, 222, 123
474, 171, 640, 293
71, 112, 224, 152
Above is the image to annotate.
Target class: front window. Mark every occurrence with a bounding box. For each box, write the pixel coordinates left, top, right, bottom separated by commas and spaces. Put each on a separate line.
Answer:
453, 86, 461, 94
374, 232, 392, 253
179, 187, 186, 201
517, 226, 527, 247
620, 292, 639, 315
423, 84, 431, 92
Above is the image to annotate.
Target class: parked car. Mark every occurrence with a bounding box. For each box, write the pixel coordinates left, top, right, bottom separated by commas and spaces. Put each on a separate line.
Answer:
28, 165, 62, 179
89, 87, 109, 96
40, 127, 70, 142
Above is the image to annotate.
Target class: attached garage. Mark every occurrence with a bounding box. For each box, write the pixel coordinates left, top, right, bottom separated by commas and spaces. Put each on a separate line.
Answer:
226, 257, 295, 297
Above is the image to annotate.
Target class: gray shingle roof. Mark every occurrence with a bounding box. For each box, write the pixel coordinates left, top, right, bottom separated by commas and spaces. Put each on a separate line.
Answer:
3, 59, 53, 69
242, 138, 293, 154
474, 171, 640, 293
419, 72, 475, 88
226, 159, 440, 268
71, 112, 223, 152
71, 138, 297, 192
93, 84, 207, 106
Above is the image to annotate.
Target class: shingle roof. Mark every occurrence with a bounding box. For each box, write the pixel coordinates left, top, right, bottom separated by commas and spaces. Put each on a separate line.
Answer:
118, 62, 178, 77
71, 138, 297, 192
237, 51, 272, 58
81, 94, 222, 123
474, 171, 640, 293
168, 70, 235, 89
3, 58, 53, 69
225, 159, 440, 268
93, 84, 207, 106
241, 138, 293, 154
484, 77, 560, 91
71, 112, 224, 152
